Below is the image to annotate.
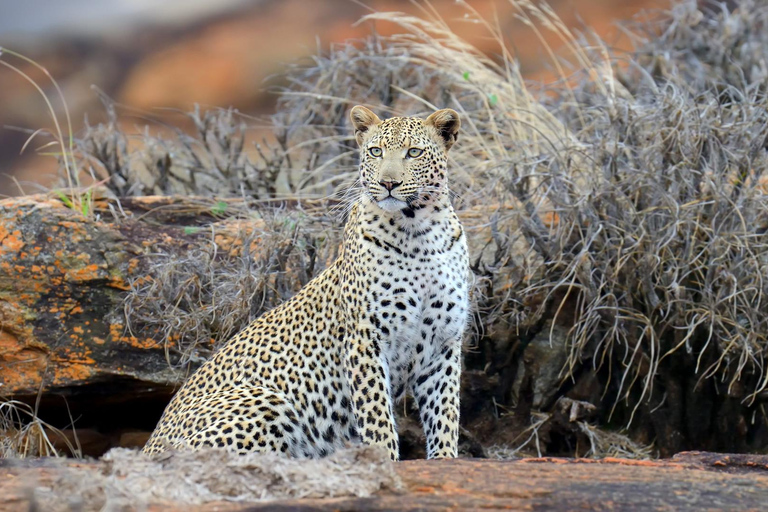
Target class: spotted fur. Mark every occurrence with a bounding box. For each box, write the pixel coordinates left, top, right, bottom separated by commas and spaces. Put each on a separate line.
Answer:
143, 106, 470, 460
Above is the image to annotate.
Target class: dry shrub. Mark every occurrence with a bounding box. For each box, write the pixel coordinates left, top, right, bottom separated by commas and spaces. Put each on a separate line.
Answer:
123, 208, 339, 367
486, 416, 654, 460
631, 0, 768, 91
77, 100, 296, 198
538, 0, 768, 419
70, 0, 768, 454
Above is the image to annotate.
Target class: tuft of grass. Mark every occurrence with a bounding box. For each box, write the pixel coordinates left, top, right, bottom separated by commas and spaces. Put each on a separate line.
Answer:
0, 48, 96, 217
486, 413, 654, 460
0, 398, 80, 458
575, 421, 655, 460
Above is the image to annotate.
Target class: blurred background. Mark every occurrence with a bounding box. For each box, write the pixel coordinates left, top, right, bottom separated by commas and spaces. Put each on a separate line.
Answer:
0, 0, 668, 197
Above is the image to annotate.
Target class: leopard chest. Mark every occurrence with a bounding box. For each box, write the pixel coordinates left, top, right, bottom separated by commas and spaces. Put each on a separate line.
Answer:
356, 224, 469, 398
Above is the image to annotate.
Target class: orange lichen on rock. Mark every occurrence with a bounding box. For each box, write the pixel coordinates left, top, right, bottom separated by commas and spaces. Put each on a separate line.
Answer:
51, 361, 96, 386
65, 263, 104, 283
107, 277, 130, 290
55, 331, 96, 361
1, 194, 267, 394
0, 221, 26, 254
0, 328, 48, 393
109, 323, 159, 350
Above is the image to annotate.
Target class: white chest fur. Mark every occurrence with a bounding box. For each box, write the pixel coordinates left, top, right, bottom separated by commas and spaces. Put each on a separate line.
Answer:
354, 204, 470, 400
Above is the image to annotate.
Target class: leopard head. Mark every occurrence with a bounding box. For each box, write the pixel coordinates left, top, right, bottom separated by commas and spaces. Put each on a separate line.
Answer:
350, 106, 460, 213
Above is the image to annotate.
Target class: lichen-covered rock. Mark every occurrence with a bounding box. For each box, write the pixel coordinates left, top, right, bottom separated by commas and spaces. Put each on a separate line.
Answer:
0, 194, 248, 395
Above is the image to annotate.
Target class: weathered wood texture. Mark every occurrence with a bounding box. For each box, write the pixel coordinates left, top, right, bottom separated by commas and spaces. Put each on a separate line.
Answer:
3, 453, 768, 511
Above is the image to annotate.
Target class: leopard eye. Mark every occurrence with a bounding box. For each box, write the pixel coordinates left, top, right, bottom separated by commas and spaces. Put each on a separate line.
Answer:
407, 148, 424, 158
368, 147, 383, 158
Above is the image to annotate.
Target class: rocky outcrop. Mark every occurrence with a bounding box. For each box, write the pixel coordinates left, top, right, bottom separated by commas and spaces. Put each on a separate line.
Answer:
1, 194, 199, 395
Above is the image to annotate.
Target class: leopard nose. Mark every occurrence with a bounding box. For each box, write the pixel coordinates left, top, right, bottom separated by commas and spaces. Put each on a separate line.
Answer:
379, 180, 402, 191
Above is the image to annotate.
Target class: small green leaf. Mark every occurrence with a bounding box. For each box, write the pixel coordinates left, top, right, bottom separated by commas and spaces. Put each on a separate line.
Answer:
184, 226, 200, 235
81, 189, 93, 217
211, 200, 228, 216
54, 190, 74, 210
463, 71, 470, 81
489, 94, 498, 106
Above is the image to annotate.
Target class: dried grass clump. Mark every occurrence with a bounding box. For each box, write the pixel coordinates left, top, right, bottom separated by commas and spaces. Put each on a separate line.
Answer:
75, 100, 296, 199
71, 0, 768, 452
576, 422, 655, 460
632, 0, 768, 92
0, 399, 79, 458
534, 0, 768, 410
30, 445, 399, 509
123, 208, 340, 366
486, 416, 654, 460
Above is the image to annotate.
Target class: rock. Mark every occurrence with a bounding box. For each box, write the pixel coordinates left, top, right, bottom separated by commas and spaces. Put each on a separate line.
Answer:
0, 193, 197, 395
511, 320, 571, 410
3, 451, 768, 510
0, 193, 326, 398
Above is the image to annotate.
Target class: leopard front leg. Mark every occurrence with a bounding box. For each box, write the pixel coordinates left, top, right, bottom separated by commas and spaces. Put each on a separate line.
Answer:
345, 328, 400, 460
412, 339, 461, 459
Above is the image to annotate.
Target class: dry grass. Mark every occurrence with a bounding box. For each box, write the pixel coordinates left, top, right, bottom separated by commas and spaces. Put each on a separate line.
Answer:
534, 0, 768, 412
575, 421, 655, 459
77, 101, 300, 199
61, 0, 768, 452
486, 414, 654, 460
0, 47, 96, 215
123, 208, 339, 368
0, 398, 80, 458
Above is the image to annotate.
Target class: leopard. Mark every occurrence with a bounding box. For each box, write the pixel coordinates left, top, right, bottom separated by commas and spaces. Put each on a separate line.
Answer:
142, 106, 470, 460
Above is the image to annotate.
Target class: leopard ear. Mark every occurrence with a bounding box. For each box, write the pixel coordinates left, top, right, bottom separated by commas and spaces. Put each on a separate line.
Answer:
425, 108, 460, 151
350, 106, 382, 146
